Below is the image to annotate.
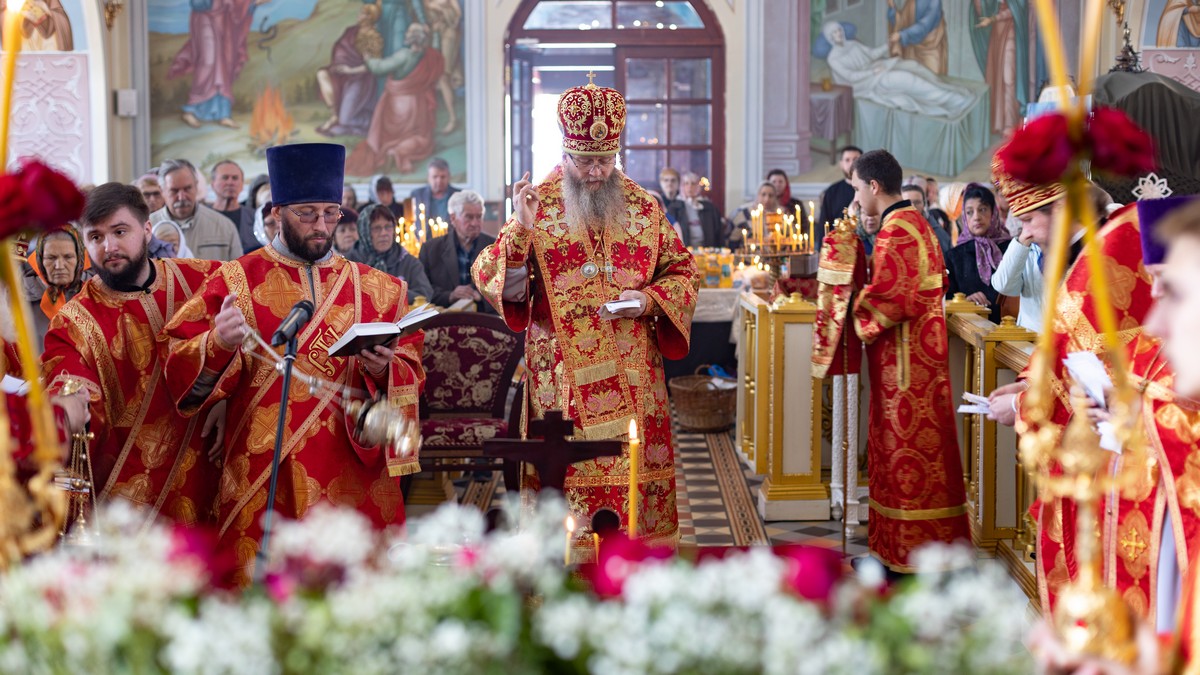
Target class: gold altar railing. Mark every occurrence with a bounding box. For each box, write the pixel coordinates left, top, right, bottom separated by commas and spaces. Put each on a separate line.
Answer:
735, 292, 829, 520
945, 297, 1039, 603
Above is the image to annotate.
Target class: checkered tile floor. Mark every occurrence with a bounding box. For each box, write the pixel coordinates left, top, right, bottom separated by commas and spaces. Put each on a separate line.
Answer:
673, 422, 869, 560
426, 417, 871, 561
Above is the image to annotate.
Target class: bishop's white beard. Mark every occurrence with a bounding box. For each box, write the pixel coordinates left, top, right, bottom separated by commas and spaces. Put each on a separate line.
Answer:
561, 167, 627, 232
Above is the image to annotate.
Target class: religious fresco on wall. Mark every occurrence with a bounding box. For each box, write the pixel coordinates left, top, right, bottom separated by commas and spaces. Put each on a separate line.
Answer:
806, 0, 1041, 179
0, 0, 85, 52
148, 0, 466, 184
1140, 0, 1200, 91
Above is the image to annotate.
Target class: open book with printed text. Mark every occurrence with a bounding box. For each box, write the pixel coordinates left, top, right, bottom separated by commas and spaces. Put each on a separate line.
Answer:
327, 304, 440, 358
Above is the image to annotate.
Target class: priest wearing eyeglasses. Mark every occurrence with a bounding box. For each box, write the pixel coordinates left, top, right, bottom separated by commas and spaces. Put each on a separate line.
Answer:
472, 78, 699, 558
163, 143, 425, 587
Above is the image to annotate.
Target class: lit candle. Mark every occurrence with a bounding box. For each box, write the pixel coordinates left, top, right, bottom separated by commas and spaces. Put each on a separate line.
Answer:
564, 515, 576, 566
0, 0, 28, 164
808, 211, 816, 255
418, 203, 427, 241
628, 419, 640, 538
593, 532, 601, 561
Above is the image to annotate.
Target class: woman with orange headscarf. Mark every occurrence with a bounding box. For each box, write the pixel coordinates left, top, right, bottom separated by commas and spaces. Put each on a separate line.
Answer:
24, 227, 88, 351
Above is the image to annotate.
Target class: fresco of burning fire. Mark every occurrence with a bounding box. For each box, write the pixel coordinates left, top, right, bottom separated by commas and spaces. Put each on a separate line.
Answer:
148, 0, 465, 184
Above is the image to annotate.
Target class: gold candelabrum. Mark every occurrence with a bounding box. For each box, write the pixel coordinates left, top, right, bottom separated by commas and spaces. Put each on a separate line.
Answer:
1107, 0, 1143, 73
1019, 1, 1146, 662
395, 214, 448, 258
737, 202, 829, 281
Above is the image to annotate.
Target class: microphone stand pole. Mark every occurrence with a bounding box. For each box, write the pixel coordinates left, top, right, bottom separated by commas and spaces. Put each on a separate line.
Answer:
253, 333, 298, 584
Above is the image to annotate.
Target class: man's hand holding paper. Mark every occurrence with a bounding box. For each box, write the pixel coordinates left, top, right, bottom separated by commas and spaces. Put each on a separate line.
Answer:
600, 290, 648, 319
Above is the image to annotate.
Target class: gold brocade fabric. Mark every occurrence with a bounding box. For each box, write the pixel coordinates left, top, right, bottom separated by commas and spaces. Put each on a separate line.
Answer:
812, 224, 867, 379
163, 247, 424, 587
472, 167, 699, 551
1032, 205, 1155, 613
41, 258, 224, 527
852, 206, 970, 572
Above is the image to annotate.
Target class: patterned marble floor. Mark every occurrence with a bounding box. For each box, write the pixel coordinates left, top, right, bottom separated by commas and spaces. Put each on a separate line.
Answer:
673, 423, 869, 560
431, 418, 870, 560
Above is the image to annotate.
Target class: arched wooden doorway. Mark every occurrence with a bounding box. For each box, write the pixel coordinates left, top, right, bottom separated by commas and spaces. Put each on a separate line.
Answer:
505, 0, 726, 211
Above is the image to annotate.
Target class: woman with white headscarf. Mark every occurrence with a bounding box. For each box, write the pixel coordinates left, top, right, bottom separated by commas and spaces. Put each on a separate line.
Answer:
152, 220, 194, 258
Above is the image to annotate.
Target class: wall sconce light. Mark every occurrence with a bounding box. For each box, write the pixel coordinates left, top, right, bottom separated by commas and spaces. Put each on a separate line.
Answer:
103, 0, 124, 31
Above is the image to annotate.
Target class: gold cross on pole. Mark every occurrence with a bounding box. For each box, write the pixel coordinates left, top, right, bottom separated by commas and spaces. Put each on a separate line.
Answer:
586, 70, 597, 86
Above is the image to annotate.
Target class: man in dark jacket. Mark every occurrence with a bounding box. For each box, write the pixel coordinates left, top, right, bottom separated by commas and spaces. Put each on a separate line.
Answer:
418, 189, 495, 312
666, 171, 725, 248
407, 157, 461, 236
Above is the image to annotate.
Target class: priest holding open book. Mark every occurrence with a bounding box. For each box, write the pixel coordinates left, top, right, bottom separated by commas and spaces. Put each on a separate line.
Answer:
472, 77, 699, 557
163, 143, 425, 587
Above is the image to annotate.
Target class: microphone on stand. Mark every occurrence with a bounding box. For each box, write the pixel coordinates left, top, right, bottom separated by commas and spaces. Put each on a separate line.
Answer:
271, 300, 314, 347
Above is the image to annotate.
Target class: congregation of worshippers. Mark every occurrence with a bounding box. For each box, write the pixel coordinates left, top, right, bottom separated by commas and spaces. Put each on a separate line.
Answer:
6, 64, 1200, 659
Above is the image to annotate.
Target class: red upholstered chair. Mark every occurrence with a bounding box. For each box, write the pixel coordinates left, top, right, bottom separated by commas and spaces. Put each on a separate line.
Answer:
417, 312, 524, 480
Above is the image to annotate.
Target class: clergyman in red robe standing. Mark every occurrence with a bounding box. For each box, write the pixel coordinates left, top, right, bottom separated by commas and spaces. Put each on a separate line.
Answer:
164, 143, 425, 587
849, 149, 971, 573
472, 77, 699, 560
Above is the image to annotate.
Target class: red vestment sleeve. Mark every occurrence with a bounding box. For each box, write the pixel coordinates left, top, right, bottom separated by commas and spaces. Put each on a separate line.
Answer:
162, 268, 247, 417
473, 215, 535, 332
641, 211, 700, 360
42, 310, 108, 439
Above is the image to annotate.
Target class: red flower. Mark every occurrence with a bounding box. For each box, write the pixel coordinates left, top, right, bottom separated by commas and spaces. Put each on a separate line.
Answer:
997, 113, 1075, 185
168, 525, 241, 590
0, 173, 31, 240
1087, 107, 1156, 178
774, 544, 845, 605
581, 534, 674, 598
17, 159, 85, 228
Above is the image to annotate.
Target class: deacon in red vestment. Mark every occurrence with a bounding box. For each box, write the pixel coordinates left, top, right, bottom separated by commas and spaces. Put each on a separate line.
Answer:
164, 143, 424, 587
472, 79, 699, 557
988, 153, 1157, 613
849, 149, 970, 572
1041, 198, 1200, 628
1028, 187, 1200, 675
40, 183, 223, 527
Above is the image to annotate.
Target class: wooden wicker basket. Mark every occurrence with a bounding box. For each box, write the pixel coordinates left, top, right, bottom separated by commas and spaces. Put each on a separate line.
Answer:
668, 367, 737, 432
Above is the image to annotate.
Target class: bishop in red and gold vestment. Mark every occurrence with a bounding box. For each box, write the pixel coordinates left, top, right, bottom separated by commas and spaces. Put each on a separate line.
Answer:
472, 80, 699, 556
164, 144, 424, 587
40, 183, 222, 527
849, 150, 970, 572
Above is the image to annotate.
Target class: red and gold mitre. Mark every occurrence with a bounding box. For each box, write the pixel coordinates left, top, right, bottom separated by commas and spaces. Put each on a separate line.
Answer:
557, 79, 626, 156
990, 149, 1065, 217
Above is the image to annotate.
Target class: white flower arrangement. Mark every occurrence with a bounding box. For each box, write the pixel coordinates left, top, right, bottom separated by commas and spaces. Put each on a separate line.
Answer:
0, 498, 1031, 674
